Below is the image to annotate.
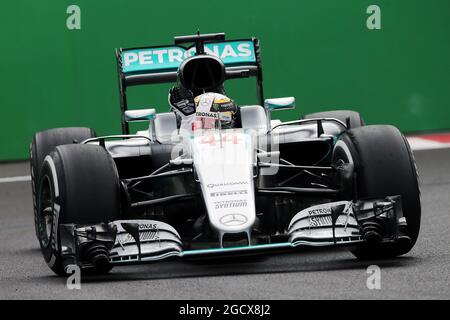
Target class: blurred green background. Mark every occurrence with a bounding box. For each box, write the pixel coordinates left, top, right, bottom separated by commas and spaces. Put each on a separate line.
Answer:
1, 0, 449, 160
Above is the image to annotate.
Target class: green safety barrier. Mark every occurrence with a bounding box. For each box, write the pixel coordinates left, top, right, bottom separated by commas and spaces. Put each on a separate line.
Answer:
1, 0, 449, 160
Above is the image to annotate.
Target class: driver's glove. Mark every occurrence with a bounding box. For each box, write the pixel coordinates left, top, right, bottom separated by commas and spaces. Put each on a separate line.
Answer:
169, 86, 196, 116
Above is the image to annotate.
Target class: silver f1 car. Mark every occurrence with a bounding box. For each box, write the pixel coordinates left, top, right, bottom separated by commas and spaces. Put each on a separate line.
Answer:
30, 33, 421, 275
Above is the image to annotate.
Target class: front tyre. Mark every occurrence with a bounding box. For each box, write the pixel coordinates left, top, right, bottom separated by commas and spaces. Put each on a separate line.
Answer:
332, 125, 421, 259
30, 127, 96, 239
36, 144, 121, 275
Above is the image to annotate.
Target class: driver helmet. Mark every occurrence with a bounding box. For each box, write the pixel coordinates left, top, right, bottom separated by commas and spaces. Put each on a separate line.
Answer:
193, 93, 238, 130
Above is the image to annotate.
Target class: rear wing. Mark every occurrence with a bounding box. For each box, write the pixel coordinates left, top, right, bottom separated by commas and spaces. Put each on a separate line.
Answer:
115, 34, 264, 134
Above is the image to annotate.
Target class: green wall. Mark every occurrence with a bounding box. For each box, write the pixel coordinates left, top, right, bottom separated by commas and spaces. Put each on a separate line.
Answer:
1, 0, 450, 160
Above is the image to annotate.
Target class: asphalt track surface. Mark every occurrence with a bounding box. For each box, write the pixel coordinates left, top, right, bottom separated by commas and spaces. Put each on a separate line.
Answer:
0, 149, 449, 300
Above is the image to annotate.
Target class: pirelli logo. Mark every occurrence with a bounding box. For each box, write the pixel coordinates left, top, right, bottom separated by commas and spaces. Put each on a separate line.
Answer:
210, 190, 248, 197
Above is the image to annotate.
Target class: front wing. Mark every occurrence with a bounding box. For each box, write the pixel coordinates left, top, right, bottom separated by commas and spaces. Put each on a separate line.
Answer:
59, 196, 409, 270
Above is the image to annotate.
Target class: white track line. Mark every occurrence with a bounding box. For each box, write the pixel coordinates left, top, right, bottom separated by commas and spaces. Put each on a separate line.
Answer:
406, 137, 450, 151
0, 175, 31, 183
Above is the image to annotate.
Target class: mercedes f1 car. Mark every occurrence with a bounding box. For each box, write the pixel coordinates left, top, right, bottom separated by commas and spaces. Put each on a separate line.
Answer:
30, 33, 421, 275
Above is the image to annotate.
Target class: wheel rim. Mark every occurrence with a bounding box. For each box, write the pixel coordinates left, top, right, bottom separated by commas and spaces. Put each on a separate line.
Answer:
38, 175, 54, 248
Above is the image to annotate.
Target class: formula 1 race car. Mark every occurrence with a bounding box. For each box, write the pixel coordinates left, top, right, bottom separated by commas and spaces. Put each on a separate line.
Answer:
30, 33, 421, 275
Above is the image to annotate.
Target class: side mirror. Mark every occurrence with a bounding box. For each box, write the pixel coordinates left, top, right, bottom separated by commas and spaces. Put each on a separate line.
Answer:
264, 97, 296, 111
124, 109, 156, 122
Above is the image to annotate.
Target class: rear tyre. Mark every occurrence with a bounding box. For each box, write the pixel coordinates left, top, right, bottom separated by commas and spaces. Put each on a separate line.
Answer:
303, 110, 365, 129
332, 125, 421, 259
36, 144, 121, 276
30, 128, 96, 238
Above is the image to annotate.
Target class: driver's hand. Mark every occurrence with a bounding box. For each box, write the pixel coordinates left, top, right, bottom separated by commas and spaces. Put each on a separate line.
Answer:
169, 86, 196, 116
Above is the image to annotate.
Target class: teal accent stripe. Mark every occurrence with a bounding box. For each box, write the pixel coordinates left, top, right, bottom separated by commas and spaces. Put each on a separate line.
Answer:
181, 242, 293, 256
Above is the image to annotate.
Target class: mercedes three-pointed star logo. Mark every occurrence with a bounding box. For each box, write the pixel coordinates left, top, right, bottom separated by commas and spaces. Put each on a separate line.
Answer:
220, 214, 248, 226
